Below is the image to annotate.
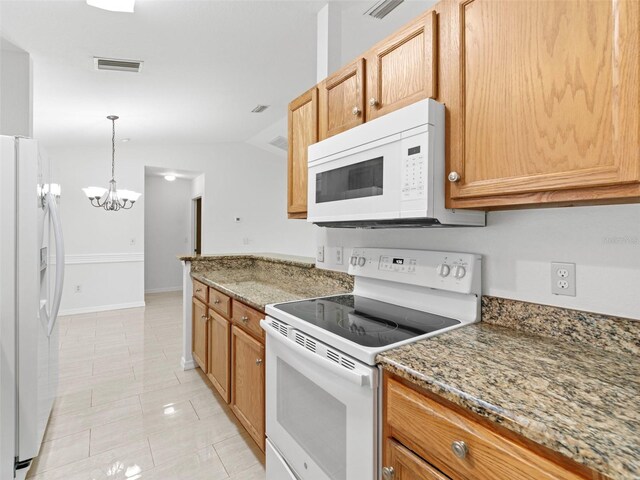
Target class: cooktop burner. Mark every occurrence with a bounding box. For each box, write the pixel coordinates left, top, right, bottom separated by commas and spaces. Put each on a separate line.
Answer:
273, 295, 460, 348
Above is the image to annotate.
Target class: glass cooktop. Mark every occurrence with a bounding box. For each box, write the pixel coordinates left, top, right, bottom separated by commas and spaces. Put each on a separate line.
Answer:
273, 294, 460, 348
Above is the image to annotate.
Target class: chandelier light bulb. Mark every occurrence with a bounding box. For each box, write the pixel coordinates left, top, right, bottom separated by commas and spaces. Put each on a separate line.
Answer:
164, 175, 176, 182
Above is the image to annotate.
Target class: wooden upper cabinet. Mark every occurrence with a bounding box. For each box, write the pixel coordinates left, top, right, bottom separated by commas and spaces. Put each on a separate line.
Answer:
366, 11, 438, 121
444, 0, 640, 208
319, 58, 366, 140
288, 87, 318, 218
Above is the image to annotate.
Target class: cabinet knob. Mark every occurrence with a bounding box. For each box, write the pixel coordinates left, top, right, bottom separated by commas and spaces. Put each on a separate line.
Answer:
448, 171, 461, 183
241, 315, 249, 323
451, 440, 468, 459
352, 106, 361, 116
382, 466, 395, 480
255, 358, 263, 366
214, 299, 220, 304
195, 288, 202, 293
369, 97, 378, 107
200, 314, 208, 321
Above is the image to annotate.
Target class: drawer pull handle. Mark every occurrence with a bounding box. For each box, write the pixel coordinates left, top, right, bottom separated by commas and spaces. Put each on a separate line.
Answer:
255, 358, 263, 366
200, 314, 208, 321
451, 440, 468, 459
382, 466, 395, 480
241, 316, 249, 323
214, 299, 220, 304
195, 288, 202, 293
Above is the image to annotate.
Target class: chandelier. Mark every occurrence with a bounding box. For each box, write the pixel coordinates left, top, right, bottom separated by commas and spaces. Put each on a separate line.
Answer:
82, 115, 141, 211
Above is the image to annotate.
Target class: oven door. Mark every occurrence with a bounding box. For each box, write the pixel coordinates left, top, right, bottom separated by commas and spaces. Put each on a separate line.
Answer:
262, 318, 378, 480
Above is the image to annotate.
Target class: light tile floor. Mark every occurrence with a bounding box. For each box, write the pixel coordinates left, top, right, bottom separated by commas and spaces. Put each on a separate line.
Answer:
28, 291, 265, 480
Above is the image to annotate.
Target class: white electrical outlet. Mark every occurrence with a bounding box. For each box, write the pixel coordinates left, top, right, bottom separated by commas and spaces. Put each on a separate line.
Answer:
242, 237, 250, 245
335, 247, 343, 265
551, 262, 576, 296
316, 246, 325, 263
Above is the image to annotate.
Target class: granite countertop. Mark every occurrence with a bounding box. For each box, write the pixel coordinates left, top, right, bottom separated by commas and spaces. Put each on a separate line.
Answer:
378, 314, 640, 480
185, 254, 353, 311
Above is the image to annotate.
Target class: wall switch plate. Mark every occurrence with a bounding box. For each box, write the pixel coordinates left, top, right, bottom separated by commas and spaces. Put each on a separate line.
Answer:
551, 262, 576, 296
316, 246, 325, 263
335, 247, 343, 265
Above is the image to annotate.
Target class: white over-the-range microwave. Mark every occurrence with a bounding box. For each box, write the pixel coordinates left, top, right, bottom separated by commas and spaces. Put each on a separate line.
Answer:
307, 99, 486, 227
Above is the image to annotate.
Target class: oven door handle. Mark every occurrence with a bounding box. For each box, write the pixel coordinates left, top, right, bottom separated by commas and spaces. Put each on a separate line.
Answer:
261, 320, 373, 388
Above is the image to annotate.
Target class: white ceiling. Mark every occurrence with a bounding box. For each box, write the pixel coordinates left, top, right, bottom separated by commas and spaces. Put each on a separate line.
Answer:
0, 0, 434, 148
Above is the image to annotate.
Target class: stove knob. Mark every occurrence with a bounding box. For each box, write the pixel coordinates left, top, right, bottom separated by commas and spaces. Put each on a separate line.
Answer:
357, 256, 367, 267
453, 265, 466, 279
350, 255, 358, 266
436, 263, 451, 277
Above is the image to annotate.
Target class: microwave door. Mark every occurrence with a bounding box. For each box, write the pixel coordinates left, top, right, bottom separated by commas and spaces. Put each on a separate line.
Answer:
308, 141, 401, 223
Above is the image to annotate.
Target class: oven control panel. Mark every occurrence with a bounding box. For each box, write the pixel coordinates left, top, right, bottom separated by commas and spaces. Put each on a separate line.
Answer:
348, 248, 481, 295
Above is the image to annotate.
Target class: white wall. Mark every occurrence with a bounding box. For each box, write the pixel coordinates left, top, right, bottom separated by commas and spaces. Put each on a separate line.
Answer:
144, 175, 192, 293
50, 142, 316, 314
0, 38, 33, 137
317, 203, 640, 320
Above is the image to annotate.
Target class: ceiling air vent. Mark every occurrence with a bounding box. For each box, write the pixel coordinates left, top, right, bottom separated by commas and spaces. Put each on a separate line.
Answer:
94, 57, 143, 73
364, 0, 404, 19
268, 136, 288, 151
251, 104, 270, 113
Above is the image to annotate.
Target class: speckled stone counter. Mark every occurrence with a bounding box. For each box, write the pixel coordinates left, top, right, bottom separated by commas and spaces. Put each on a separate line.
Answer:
378, 299, 640, 480
181, 254, 353, 311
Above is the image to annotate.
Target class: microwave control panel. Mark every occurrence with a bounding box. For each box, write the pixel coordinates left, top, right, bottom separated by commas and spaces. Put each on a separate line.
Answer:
401, 144, 426, 201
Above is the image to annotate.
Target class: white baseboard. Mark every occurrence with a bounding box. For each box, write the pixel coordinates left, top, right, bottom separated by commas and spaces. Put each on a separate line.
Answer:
181, 357, 196, 370
145, 286, 183, 294
59, 301, 146, 316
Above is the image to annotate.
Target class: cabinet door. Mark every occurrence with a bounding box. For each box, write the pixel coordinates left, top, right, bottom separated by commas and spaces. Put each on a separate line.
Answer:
207, 309, 230, 403
288, 87, 318, 218
191, 297, 208, 372
231, 326, 265, 451
385, 439, 451, 480
445, 0, 640, 208
319, 58, 365, 140
366, 11, 437, 121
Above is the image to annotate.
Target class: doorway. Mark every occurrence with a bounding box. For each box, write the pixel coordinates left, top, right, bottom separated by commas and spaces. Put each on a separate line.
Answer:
193, 197, 202, 255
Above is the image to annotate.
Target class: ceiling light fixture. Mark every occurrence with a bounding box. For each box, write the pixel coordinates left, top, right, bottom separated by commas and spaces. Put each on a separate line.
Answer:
82, 115, 141, 211
86, 0, 135, 13
164, 175, 176, 182
364, 0, 404, 19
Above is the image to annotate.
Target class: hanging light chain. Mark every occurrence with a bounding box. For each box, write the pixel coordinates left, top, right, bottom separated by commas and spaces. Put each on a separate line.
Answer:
111, 116, 116, 180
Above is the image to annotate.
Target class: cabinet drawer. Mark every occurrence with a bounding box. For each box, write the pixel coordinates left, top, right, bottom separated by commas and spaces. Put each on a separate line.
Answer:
193, 279, 208, 304
386, 378, 584, 480
231, 300, 264, 340
209, 287, 231, 317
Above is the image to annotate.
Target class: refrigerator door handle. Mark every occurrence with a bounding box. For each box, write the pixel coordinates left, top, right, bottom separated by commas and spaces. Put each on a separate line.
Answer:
46, 192, 64, 336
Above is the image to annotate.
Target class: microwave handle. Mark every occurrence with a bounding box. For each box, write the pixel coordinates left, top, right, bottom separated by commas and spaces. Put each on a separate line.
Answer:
261, 319, 374, 388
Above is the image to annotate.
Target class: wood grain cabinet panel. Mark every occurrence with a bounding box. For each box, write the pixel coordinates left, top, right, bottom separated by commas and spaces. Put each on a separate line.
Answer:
385, 439, 451, 480
385, 377, 586, 480
288, 87, 318, 218
231, 300, 264, 341
366, 10, 438, 121
208, 287, 231, 317
193, 279, 208, 304
207, 309, 230, 403
444, 0, 640, 208
231, 326, 265, 451
319, 58, 365, 140
191, 297, 208, 372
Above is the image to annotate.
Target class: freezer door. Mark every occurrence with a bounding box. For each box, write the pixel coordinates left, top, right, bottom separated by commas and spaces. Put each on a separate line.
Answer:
16, 138, 55, 462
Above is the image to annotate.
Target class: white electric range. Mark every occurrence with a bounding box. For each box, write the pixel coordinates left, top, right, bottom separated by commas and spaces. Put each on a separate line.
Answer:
260, 248, 481, 480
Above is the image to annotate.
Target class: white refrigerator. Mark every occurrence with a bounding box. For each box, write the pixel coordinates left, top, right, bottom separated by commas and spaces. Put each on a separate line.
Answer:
0, 136, 65, 479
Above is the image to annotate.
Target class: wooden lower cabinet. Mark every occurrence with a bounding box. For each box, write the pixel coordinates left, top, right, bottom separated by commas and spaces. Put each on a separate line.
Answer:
383, 374, 597, 480
191, 297, 208, 371
207, 309, 230, 403
386, 439, 451, 480
231, 325, 265, 451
